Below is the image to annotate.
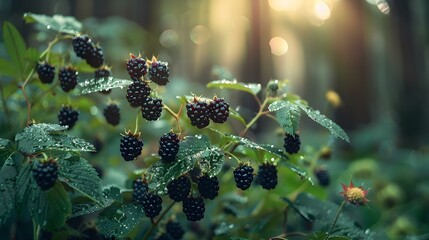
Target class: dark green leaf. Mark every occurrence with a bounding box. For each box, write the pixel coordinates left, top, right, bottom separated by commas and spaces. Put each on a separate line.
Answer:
3, 22, 26, 74
207, 79, 261, 95
269, 100, 300, 134
309, 232, 351, 240
0, 157, 17, 225
0, 58, 20, 77
15, 123, 95, 154
198, 147, 224, 177
23, 13, 82, 35
77, 77, 133, 95
0, 138, 14, 166
16, 161, 32, 206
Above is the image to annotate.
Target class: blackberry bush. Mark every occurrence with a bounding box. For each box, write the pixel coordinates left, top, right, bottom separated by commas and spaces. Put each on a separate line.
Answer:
119, 132, 143, 161
58, 106, 79, 129
167, 176, 191, 202
158, 132, 180, 162
37, 62, 55, 84
59, 66, 78, 92
32, 159, 58, 191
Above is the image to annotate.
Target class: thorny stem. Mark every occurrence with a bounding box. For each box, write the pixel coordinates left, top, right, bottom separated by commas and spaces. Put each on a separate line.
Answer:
324, 200, 346, 240
142, 201, 176, 240
163, 103, 183, 133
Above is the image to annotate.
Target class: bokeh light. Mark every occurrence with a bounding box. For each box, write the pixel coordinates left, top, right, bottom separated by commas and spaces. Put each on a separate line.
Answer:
268, 0, 302, 11
269, 37, 289, 56
314, 1, 331, 21
376, 0, 390, 15
159, 29, 179, 48
189, 25, 211, 45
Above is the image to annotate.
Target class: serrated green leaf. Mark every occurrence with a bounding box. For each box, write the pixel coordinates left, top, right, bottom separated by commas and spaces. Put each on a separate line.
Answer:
15, 123, 95, 154
207, 79, 261, 95
3, 22, 26, 74
77, 77, 133, 95
16, 161, 32, 206
23, 13, 82, 35
198, 147, 224, 177
0, 157, 17, 225
296, 102, 349, 142
98, 203, 147, 238
309, 232, 351, 240
147, 135, 210, 194
0, 58, 20, 77
269, 100, 301, 134
0, 138, 14, 166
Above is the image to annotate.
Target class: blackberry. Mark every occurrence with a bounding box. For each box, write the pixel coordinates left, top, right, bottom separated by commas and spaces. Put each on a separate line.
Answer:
59, 66, 78, 92
91, 138, 103, 154
103, 104, 120, 126
315, 168, 330, 187
258, 163, 278, 190
284, 133, 300, 154
141, 97, 163, 121
197, 176, 219, 200
133, 178, 148, 203
156, 233, 174, 240
37, 62, 55, 84
158, 132, 180, 162
142, 193, 162, 218
120, 132, 143, 161
166, 220, 184, 239
149, 60, 169, 85
58, 106, 79, 130
32, 159, 58, 191
208, 97, 229, 123
95, 67, 112, 94
86, 45, 104, 68
186, 98, 210, 129
167, 176, 191, 202
182, 197, 205, 222
233, 164, 254, 190
126, 54, 147, 79
72, 35, 93, 58
126, 80, 151, 107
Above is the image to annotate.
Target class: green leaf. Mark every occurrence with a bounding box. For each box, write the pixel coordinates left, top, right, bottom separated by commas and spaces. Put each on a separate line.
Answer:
3, 22, 26, 74
269, 100, 300, 134
0, 138, 14, 166
207, 79, 261, 95
309, 232, 351, 240
16, 161, 32, 206
147, 135, 210, 194
23, 13, 82, 35
15, 123, 95, 154
77, 77, 133, 95
296, 102, 350, 142
0, 58, 20, 77
97, 202, 147, 238
198, 147, 224, 177
0, 157, 17, 225
229, 108, 247, 126
24, 47, 40, 63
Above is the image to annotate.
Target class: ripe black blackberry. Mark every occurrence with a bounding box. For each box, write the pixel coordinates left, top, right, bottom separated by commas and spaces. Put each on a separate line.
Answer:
233, 164, 254, 190
72, 35, 93, 59
142, 193, 162, 218
315, 168, 330, 187
186, 98, 210, 129
126, 54, 147, 79
119, 132, 143, 161
141, 97, 163, 121
58, 106, 79, 130
59, 66, 78, 92
126, 80, 151, 107
197, 176, 219, 200
95, 66, 112, 94
37, 62, 55, 84
149, 60, 169, 85
86, 45, 104, 68
158, 132, 180, 162
258, 163, 278, 190
208, 97, 230, 123
32, 159, 58, 191
103, 104, 120, 126
167, 176, 191, 202
166, 220, 184, 239
284, 133, 301, 154
182, 197, 205, 221
132, 178, 148, 204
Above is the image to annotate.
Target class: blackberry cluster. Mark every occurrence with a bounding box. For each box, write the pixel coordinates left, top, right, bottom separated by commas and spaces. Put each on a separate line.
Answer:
32, 159, 58, 191
37, 62, 55, 84
141, 97, 163, 121
258, 164, 278, 190
126, 54, 147, 79
132, 178, 148, 203
158, 132, 180, 162
142, 193, 162, 218
103, 104, 120, 126
315, 168, 330, 187
182, 197, 205, 221
198, 176, 219, 200
166, 220, 184, 239
284, 133, 301, 154
233, 164, 254, 190
186, 99, 210, 129
126, 80, 151, 107
86, 45, 104, 68
59, 66, 78, 92
149, 61, 169, 85
72, 35, 104, 68
209, 97, 230, 123
58, 106, 79, 130
119, 133, 143, 161
167, 176, 191, 202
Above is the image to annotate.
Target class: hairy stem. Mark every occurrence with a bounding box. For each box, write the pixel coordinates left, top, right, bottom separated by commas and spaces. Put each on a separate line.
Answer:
324, 201, 346, 240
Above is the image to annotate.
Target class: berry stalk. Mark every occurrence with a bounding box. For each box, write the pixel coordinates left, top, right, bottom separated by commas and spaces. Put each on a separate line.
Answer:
324, 200, 346, 240
141, 201, 176, 240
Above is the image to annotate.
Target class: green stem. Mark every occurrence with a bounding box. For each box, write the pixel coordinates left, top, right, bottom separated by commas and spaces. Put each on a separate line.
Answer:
133, 110, 140, 135
33, 218, 39, 240
21, 68, 35, 125
324, 201, 346, 240
240, 98, 269, 137
0, 81, 10, 119
142, 201, 175, 240
163, 103, 182, 133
